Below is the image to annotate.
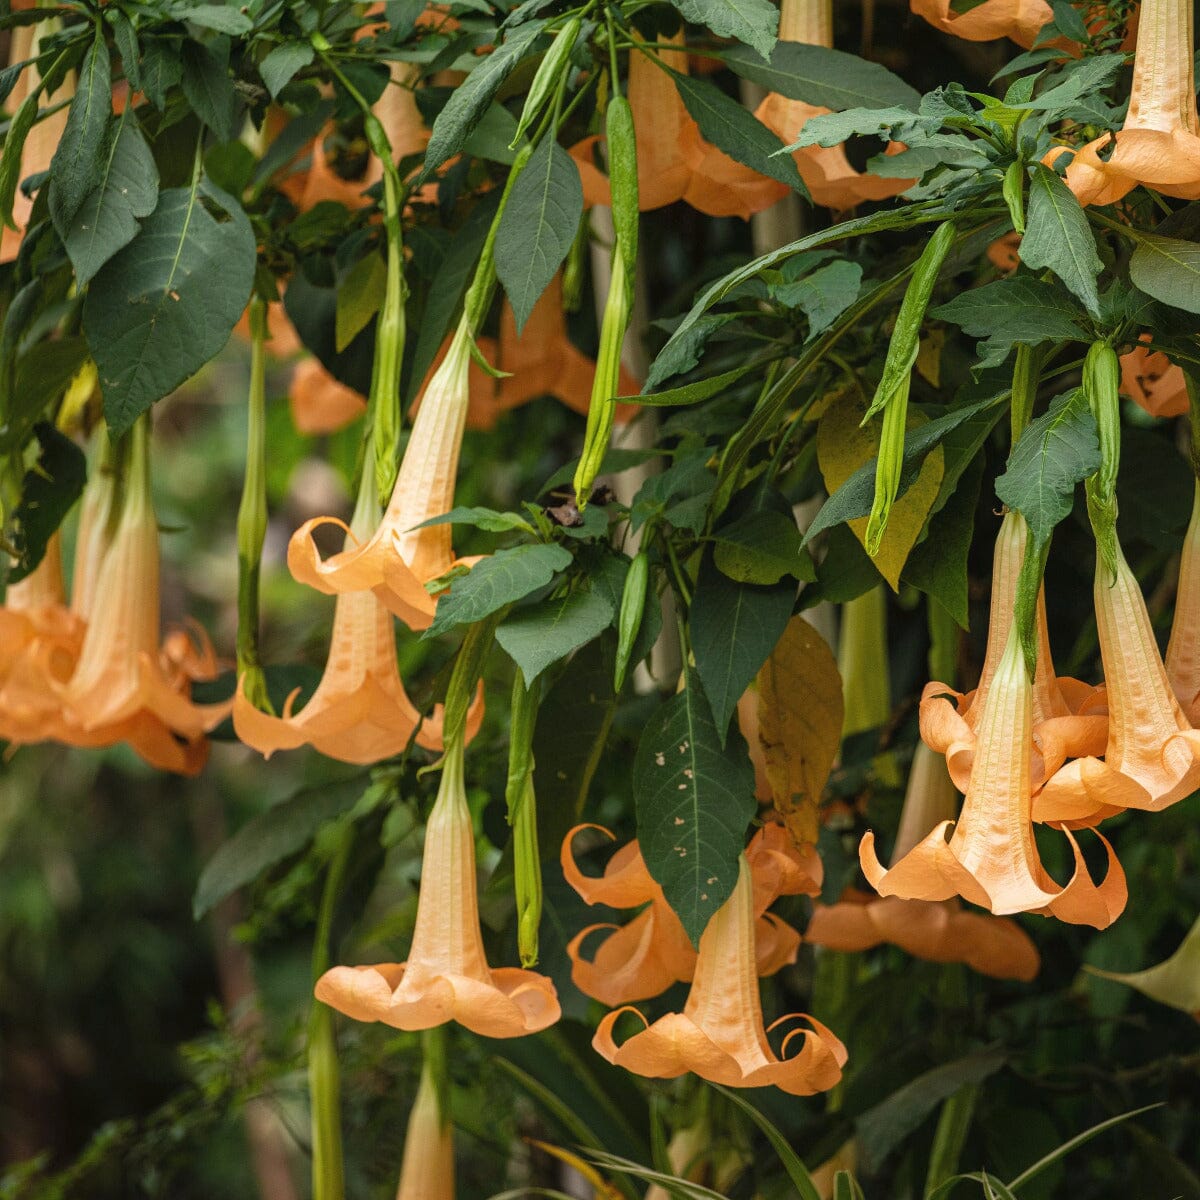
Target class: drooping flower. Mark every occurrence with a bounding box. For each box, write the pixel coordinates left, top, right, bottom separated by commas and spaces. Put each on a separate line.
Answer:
1166, 484, 1200, 723
862, 626, 1127, 928
562, 823, 821, 1006
807, 743, 1041, 980
234, 478, 479, 764
987, 231, 1022, 273
593, 856, 846, 1095
315, 738, 560, 1036
920, 511, 1106, 794
754, 0, 911, 209
910, 0, 1054, 47
1120, 336, 1189, 418
9, 421, 230, 774
396, 1060, 455, 1200
1, 17, 73, 262
1036, 535, 1200, 823
572, 33, 789, 220
288, 358, 368, 436
288, 319, 477, 629
1046, 0, 1200, 206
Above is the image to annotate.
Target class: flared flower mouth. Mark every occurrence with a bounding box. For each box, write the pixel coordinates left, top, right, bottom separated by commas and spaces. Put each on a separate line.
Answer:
920, 512, 1106, 795
288, 321, 475, 629
316, 741, 560, 1037
911, 0, 1055, 47
592, 856, 847, 1095
863, 628, 1127, 928
570, 32, 788, 220
1120, 337, 1189, 419
562, 823, 821, 1006
1036, 536, 1200, 823
1048, 0, 1200, 205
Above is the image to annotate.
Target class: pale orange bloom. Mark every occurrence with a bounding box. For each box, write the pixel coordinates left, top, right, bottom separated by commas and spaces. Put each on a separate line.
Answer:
593, 855, 846, 1095
1119, 336, 1189, 418
288, 358, 368, 435
754, 0, 911, 209
1, 19, 73, 262
987, 232, 1022, 273
572, 33, 788, 220
1167, 485, 1200, 722
1036, 535, 1200, 823
920, 511, 1106, 794
7, 425, 229, 774
234, 488, 480, 764
288, 320, 477, 628
562, 823, 820, 1006
315, 739, 560, 1036
911, 0, 1054, 46
396, 1061, 455, 1200
69, 447, 116, 623
234, 296, 302, 360
862, 626, 1127, 927
807, 743, 1041, 980
1047, 0, 1200, 205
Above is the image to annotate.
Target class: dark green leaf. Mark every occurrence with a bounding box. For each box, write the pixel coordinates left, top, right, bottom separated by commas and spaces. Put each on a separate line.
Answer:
792, 105, 924, 149
335, 251, 386, 353
180, 41, 241, 143
495, 138, 583, 333
690, 553, 795, 739
6, 424, 87, 583
7, 337, 91, 452
175, 3, 254, 34
995, 388, 1099, 545
0, 94, 38, 228
56, 110, 159, 285
260, 42, 315, 99
421, 23, 544, 180
725, 41, 920, 110
772, 259, 863, 335
711, 508, 814, 584
415, 505, 536, 533
643, 313, 741, 391
106, 7, 141, 92
856, 1051, 1007, 1174
669, 0, 778, 61
48, 34, 112, 225
497, 584, 616, 683
622, 363, 760, 407
140, 38, 184, 110
426, 542, 572, 636
1020, 164, 1102, 317
633, 668, 756, 944
192, 779, 363, 917
84, 180, 256, 437
1129, 233, 1200, 314
667, 68, 805, 193
933, 277, 1088, 367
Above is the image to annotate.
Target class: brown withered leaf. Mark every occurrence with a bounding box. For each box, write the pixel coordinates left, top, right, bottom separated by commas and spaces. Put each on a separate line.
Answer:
754, 616, 843, 847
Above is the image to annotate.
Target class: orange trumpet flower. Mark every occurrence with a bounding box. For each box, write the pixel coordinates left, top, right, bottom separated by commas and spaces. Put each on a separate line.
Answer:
8, 422, 230, 774
397, 1061, 455, 1200
593, 855, 846, 1095
1166, 484, 1200, 723
1119, 337, 1189, 418
288, 358, 368, 436
562, 823, 820, 1006
1036, 536, 1200, 822
910, 0, 1054, 47
1047, 0, 1200, 205
807, 743, 1041, 980
234, 484, 479, 764
862, 626, 1127, 927
572, 33, 789, 220
288, 319, 476, 629
754, 0, 911, 209
920, 511, 1106, 794
1, 18, 72, 262
315, 738, 561, 1036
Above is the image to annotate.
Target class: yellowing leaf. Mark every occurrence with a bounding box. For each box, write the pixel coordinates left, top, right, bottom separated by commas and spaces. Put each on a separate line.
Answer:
528, 1140, 623, 1199
816, 390, 944, 588
754, 616, 843, 846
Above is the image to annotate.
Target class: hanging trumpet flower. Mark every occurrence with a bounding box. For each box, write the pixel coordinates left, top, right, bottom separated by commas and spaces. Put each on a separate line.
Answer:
910, 0, 1054, 47
1047, 0, 1200, 205
756, 0, 911, 209
808, 743, 1041, 980
593, 855, 847, 1094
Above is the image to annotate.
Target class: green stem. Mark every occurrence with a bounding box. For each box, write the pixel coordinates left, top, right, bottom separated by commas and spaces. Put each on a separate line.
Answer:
1009, 343, 1041, 443
308, 832, 352, 1200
